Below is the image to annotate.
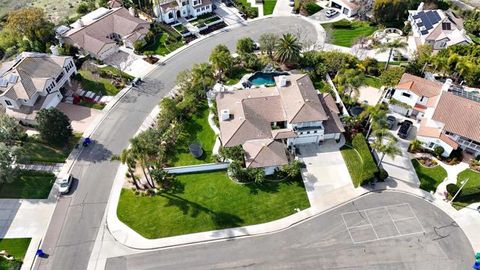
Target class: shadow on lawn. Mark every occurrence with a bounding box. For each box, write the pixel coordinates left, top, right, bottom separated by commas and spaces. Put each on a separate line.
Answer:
246, 177, 305, 195
160, 193, 244, 229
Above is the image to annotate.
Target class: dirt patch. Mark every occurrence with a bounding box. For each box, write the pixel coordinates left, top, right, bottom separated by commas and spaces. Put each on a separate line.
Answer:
0, 0, 80, 23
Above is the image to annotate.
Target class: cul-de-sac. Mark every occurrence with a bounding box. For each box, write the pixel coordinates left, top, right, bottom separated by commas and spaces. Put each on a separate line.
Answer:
0, 0, 480, 269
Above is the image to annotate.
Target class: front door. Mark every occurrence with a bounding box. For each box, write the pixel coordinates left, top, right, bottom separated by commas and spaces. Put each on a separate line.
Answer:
176, 10, 181, 19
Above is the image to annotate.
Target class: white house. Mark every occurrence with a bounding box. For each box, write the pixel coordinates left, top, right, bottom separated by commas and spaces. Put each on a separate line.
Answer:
153, 0, 213, 24
329, 0, 372, 17
387, 73, 451, 119
407, 3, 471, 52
0, 52, 76, 124
216, 74, 344, 175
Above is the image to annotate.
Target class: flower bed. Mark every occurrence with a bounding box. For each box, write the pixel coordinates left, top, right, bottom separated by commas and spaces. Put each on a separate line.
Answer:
417, 156, 438, 168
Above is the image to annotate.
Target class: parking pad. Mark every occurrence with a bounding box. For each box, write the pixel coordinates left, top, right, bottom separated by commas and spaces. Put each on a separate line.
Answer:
342, 203, 425, 244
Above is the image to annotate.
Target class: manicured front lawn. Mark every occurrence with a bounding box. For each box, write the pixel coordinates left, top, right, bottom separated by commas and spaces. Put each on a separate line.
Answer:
363, 75, 382, 88
340, 134, 378, 187
117, 170, 310, 238
323, 21, 378, 47
0, 170, 55, 199
76, 70, 119, 96
411, 159, 447, 192
341, 146, 363, 187
263, 0, 277, 15
141, 33, 184, 56
17, 133, 82, 164
171, 103, 216, 166
0, 238, 31, 270
452, 169, 480, 209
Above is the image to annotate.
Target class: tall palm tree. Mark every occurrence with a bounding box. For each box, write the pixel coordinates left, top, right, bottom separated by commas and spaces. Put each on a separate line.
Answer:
360, 104, 387, 139
130, 135, 156, 188
378, 39, 407, 70
371, 129, 401, 167
455, 57, 474, 83
275, 33, 302, 66
432, 56, 448, 76
341, 69, 364, 99
119, 149, 142, 190
191, 63, 214, 92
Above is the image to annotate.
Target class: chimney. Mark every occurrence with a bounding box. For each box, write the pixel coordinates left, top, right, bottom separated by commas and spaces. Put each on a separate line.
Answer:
417, 2, 424, 11
442, 78, 452, 92
221, 109, 230, 121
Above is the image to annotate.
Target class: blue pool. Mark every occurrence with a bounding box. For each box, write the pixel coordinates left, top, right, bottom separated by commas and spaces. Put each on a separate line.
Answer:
248, 72, 289, 86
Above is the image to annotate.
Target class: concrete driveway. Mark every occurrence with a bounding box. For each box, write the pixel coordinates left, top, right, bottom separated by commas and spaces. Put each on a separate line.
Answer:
297, 138, 353, 206
56, 103, 101, 133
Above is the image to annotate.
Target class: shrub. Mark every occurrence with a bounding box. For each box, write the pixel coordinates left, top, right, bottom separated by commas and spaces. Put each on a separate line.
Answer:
376, 168, 389, 181
304, 2, 322, 15
433, 145, 445, 157
332, 19, 352, 29
446, 183, 459, 196
77, 3, 89, 14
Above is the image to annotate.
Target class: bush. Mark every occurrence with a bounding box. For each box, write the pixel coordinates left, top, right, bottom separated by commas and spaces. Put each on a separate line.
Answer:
304, 2, 322, 15
332, 19, 352, 29
77, 3, 89, 14
446, 183, 459, 196
376, 168, 389, 181
433, 145, 445, 157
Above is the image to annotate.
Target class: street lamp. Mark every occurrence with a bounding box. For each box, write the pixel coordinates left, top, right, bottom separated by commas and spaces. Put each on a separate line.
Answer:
450, 178, 470, 205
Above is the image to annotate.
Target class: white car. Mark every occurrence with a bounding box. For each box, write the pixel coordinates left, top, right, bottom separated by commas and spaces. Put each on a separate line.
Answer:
289, 0, 294, 6
325, 9, 338, 17
57, 174, 73, 195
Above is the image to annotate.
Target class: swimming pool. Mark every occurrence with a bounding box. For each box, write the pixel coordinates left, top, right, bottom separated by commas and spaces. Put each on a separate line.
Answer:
248, 72, 289, 86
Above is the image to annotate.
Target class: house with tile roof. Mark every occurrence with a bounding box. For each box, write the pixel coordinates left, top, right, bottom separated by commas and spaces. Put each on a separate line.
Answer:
407, 3, 471, 52
216, 74, 344, 174
58, 6, 150, 60
153, 0, 213, 24
387, 73, 451, 119
0, 52, 76, 124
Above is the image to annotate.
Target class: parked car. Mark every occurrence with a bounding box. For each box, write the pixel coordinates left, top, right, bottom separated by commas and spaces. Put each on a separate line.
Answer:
289, 0, 294, 6
253, 42, 260, 50
386, 115, 396, 130
132, 77, 142, 86
325, 9, 338, 17
57, 174, 73, 195
397, 120, 413, 139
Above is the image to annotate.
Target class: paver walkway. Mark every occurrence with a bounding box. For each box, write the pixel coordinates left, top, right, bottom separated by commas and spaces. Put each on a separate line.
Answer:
17, 163, 63, 175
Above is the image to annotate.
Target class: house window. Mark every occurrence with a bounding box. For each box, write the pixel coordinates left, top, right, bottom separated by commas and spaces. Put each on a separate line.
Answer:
402, 92, 411, 98
46, 82, 55, 93
168, 12, 173, 19
182, 1, 187, 5
55, 71, 64, 83
313, 130, 317, 134
307, 131, 310, 134
196, 8, 200, 12
300, 132, 303, 135
4, 100, 13, 107
193, 0, 198, 5
428, 142, 435, 148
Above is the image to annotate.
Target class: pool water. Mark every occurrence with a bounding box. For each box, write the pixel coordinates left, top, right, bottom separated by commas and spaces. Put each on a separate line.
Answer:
248, 72, 288, 86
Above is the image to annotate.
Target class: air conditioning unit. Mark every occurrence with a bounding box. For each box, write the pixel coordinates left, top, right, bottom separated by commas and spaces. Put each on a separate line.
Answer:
279, 76, 288, 87
221, 109, 230, 121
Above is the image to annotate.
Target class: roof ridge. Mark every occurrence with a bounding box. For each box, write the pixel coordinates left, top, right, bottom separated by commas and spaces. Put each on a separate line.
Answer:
224, 118, 247, 146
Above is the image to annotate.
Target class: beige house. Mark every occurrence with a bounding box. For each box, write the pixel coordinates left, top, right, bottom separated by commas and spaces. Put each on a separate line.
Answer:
216, 74, 344, 174
0, 52, 76, 124
59, 7, 150, 60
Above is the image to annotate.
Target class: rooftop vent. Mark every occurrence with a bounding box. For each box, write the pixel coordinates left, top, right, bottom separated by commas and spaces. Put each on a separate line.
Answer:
8, 74, 18, 84
0, 78, 8, 88
221, 109, 230, 121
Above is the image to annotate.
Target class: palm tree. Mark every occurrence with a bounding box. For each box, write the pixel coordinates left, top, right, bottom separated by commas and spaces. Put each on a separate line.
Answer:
378, 39, 407, 70
119, 149, 142, 190
339, 69, 364, 99
130, 135, 156, 188
191, 63, 214, 92
432, 56, 448, 76
371, 129, 401, 167
455, 57, 474, 83
360, 104, 387, 139
275, 33, 302, 66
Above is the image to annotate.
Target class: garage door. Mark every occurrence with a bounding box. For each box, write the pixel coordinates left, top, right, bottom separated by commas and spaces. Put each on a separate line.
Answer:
295, 135, 318, 144
324, 133, 336, 140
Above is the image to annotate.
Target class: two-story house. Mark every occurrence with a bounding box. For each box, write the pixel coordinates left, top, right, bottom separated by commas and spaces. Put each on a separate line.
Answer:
154, 0, 212, 24
387, 73, 451, 119
0, 52, 76, 124
407, 3, 471, 52
216, 74, 344, 175
329, 0, 372, 17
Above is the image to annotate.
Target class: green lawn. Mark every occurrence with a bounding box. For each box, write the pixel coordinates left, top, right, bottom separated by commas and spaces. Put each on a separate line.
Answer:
0, 238, 31, 270
411, 159, 447, 192
452, 169, 480, 209
76, 70, 120, 96
341, 146, 364, 187
0, 170, 55, 199
77, 100, 106, 110
171, 103, 216, 166
263, 0, 277, 15
323, 21, 378, 47
117, 170, 310, 238
340, 135, 378, 187
142, 33, 184, 56
363, 75, 382, 88
17, 133, 82, 164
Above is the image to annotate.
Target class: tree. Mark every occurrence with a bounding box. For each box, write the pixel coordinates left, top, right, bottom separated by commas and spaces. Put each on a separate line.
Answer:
409, 139, 423, 153
275, 33, 302, 66
379, 66, 405, 87
373, 0, 409, 24
0, 114, 25, 145
77, 3, 90, 14
378, 39, 407, 69
360, 104, 387, 139
0, 144, 19, 184
150, 168, 178, 191
371, 129, 401, 167
433, 145, 445, 157
191, 63, 214, 92
334, 69, 364, 99
209, 45, 234, 80
219, 145, 245, 162
236, 37, 256, 55
280, 160, 303, 178
258, 33, 278, 59
36, 108, 73, 146
114, 149, 141, 190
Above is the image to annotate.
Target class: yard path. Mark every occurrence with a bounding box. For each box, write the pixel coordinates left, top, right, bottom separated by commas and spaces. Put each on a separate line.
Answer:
17, 163, 63, 175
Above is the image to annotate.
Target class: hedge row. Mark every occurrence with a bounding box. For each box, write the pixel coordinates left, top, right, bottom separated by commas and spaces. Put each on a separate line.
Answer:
352, 133, 379, 185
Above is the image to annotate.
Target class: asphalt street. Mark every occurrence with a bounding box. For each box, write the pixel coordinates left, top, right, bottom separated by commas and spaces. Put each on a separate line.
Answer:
106, 192, 474, 270
35, 17, 317, 270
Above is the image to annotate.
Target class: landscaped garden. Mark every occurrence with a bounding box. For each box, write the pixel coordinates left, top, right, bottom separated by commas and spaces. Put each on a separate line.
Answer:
75, 64, 133, 96
0, 170, 55, 199
0, 238, 31, 270
340, 134, 379, 187
411, 158, 447, 192
16, 133, 82, 164
450, 169, 480, 209
117, 170, 309, 238
171, 102, 216, 166
322, 20, 378, 47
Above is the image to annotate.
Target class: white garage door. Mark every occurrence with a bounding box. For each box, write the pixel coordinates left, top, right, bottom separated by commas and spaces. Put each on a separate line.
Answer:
324, 133, 336, 140
295, 135, 318, 144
